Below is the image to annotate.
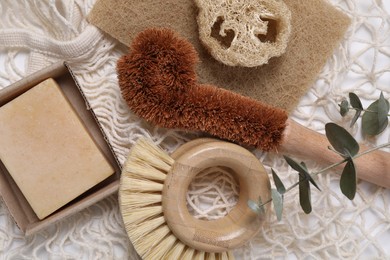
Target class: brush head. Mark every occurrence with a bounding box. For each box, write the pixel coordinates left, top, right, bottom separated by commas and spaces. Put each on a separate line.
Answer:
120, 138, 270, 257
117, 28, 288, 151
117, 28, 198, 111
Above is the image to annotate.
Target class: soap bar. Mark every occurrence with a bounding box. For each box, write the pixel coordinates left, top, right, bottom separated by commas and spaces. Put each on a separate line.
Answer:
0, 78, 114, 219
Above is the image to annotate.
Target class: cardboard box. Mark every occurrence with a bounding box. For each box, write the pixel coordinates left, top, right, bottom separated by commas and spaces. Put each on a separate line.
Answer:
0, 61, 121, 235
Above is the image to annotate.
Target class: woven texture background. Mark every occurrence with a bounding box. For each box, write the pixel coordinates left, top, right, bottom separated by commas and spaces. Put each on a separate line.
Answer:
0, 0, 389, 259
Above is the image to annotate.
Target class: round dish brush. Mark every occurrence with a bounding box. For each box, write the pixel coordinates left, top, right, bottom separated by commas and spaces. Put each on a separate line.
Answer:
117, 28, 390, 188
119, 137, 271, 259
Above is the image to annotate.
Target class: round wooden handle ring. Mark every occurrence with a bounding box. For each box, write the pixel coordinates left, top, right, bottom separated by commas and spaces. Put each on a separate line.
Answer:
162, 140, 271, 253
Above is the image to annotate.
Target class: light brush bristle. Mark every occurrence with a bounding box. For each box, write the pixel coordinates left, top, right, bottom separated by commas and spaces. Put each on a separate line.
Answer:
125, 159, 167, 181
121, 206, 162, 226
164, 242, 186, 259
225, 251, 235, 260
119, 193, 162, 209
194, 250, 206, 260
121, 176, 163, 192
208, 253, 217, 260
130, 138, 174, 172
143, 233, 178, 260
134, 224, 171, 257
127, 216, 166, 243
181, 247, 195, 259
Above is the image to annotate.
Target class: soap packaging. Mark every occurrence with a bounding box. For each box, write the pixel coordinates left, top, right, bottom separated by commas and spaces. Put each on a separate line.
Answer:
0, 61, 121, 235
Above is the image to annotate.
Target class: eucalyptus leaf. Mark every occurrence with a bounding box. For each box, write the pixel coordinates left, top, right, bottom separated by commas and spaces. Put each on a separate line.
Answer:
325, 123, 359, 157
348, 93, 363, 127
284, 156, 310, 175
340, 160, 357, 200
301, 162, 321, 191
284, 156, 321, 191
248, 199, 262, 214
301, 167, 321, 191
350, 110, 362, 128
377, 92, 390, 133
271, 189, 284, 221
299, 174, 312, 214
272, 169, 286, 194
300, 161, 308, 171
349, 93, 363, 110
339, 100, 349, 116
361, 96, 389, 136
378, 92, 390, 116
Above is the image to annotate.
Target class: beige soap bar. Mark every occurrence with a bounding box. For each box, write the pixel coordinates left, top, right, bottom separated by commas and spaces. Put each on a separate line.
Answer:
0, 78, 114, 219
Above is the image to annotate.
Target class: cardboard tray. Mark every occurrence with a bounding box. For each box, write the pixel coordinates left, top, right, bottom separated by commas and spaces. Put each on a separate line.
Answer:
0, 61, 121, 235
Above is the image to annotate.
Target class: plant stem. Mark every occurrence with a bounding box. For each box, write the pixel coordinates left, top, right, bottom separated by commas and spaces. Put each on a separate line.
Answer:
260, 198, 272, 207
259, 180, 304, 207
285, 181, 300, 193
313, 141, 390, 176
350, 107, 390, 116
257, 141, 390, 209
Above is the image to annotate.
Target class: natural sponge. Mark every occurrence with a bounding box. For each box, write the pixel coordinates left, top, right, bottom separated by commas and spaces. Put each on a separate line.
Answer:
194, 0, 292, 67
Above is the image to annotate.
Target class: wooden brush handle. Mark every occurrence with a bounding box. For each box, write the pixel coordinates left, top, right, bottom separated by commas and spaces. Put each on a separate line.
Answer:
163, 140, 271, 253
280, 119, 390, 188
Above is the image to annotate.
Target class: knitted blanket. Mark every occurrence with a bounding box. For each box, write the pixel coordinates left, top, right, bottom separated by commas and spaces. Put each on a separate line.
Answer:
0, 0, 389, 259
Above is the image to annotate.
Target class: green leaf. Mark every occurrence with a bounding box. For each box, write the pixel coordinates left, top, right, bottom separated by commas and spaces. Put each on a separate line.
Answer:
376, 92, 389, 133
339, 100, 349, 117
350, 109, 362, 128
301, 162, 321, 191
340, 160, 357, 200
271, 189, 284, 221
271, 169, 286, 194
300, 161, 308, 171
325, 123, 359, 157
248, 199, 263, 214
349, 93, 363, 110
349, 93, 363, 127
378, 92, 390, 114
283, 156, 321, 191
362, 95, 389, 136
299, 175, 312, 214
284, 156, 310, 175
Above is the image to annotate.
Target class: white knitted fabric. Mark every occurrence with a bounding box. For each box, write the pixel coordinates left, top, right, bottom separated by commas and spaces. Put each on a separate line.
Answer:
0, 0, 389, 259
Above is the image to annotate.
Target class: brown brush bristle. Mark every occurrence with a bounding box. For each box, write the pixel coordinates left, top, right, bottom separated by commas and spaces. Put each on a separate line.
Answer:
117, 28, 288, 151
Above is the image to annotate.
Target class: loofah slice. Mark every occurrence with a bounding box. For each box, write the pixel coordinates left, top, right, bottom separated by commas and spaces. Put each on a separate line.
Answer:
194, 0, 292, 67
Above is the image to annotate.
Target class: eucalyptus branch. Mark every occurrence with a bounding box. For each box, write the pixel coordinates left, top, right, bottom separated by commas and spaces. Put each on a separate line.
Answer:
340, 91, 389, 134
249, 92, 390, 219
254, 142, 390, 209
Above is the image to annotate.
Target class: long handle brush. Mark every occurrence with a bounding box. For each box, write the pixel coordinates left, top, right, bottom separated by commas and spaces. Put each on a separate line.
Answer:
119, 138, 271, 259
117, 28, 390, 188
